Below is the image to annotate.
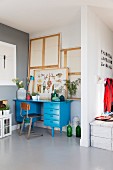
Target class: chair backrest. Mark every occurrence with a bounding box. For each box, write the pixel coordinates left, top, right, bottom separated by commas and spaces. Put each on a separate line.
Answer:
20, 103, 30, 118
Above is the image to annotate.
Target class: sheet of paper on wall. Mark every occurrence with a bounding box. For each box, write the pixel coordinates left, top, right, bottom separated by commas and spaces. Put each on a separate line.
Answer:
0, 41, 16, 85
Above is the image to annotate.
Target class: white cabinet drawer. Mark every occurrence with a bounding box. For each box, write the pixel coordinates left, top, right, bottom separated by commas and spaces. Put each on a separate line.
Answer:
91, 125, 111, 138
111, 128, 113, 139
91, 136, 112, 151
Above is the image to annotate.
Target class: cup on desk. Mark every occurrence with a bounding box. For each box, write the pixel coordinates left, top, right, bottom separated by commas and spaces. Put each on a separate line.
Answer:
37, 95, 40, 100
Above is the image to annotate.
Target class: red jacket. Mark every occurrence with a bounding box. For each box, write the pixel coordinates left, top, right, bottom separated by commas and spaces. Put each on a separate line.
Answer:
104, 78, 113, 112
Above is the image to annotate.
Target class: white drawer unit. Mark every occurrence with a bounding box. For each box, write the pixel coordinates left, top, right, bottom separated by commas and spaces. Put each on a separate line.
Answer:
91, 125, 112, 138
0, 114, 12, 138
90, 120, 113, 151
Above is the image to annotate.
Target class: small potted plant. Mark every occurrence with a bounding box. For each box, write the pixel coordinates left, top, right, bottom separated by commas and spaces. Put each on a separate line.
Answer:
0, 101, 7, 117
3, 104, 10, 116
31, 92, 39, 100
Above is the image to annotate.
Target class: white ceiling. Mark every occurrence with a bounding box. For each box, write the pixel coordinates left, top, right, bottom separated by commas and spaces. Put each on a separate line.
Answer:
0, 0, 113, 34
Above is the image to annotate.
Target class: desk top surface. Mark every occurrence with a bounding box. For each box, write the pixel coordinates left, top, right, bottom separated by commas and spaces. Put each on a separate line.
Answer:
13, 99, 72, 103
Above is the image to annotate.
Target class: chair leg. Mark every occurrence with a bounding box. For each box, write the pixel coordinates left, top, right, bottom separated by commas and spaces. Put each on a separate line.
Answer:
27, 118, 32, 139
16, 123, 21, 133
20, 119, 24, 135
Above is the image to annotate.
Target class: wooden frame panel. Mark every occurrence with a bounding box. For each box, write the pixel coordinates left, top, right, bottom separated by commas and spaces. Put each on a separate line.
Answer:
61, 47, 81, 76
42, 38, 45, 67
61, 47, 81, 52
45, 35, 59, 66
30, 39, 43, 67
29, 33, 60, 71
61, 47, 81, 100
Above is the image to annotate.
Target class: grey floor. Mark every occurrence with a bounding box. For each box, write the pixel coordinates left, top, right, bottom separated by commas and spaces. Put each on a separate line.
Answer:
0, 128, 113, 170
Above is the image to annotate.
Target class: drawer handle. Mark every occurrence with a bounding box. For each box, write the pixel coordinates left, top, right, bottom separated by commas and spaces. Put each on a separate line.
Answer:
50, 121, 53, 123
50, 115, 53, 117
50, 109, 53, 112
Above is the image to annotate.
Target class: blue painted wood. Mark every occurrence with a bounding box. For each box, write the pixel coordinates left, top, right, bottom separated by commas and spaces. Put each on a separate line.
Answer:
52, 127, 54, 137
14, 99, 41, 122
44, 114, 60, 121
44, 102, 60, 109
14, 99, 71, 137
44, 119, 59, 127
44, 101, 71, 137
44, 108, 60, 115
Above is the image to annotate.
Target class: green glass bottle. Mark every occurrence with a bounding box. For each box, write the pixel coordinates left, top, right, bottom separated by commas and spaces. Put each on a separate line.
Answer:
76, 124, 81, 138
67, 123, 72, 137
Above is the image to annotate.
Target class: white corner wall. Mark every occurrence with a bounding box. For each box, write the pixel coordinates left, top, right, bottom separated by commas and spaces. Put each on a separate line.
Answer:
80, 6, 89, 147
80, 6, 113, 147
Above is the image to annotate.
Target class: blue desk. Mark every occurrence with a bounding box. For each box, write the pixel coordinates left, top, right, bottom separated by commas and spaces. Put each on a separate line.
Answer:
14, 99, 71, 137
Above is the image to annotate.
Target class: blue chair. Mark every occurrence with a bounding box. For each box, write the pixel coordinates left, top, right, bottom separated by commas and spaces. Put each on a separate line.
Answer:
19, 102, 43, 139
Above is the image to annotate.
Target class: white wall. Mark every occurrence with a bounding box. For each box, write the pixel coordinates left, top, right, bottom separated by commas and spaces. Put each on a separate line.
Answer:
88, 9, 113, 118
30, 13, 81, 49
80, 6, 113, 147
30, 12, 81, 124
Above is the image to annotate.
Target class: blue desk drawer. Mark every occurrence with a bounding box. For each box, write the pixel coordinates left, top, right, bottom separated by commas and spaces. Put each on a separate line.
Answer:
44, 119, 59, 127
44, 103, 60, 110
44, 108, 60, 115
44, 114, 59, 121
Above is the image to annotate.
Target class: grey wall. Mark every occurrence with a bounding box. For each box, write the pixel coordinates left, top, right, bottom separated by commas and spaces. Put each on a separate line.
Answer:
0, 23, 29, 125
